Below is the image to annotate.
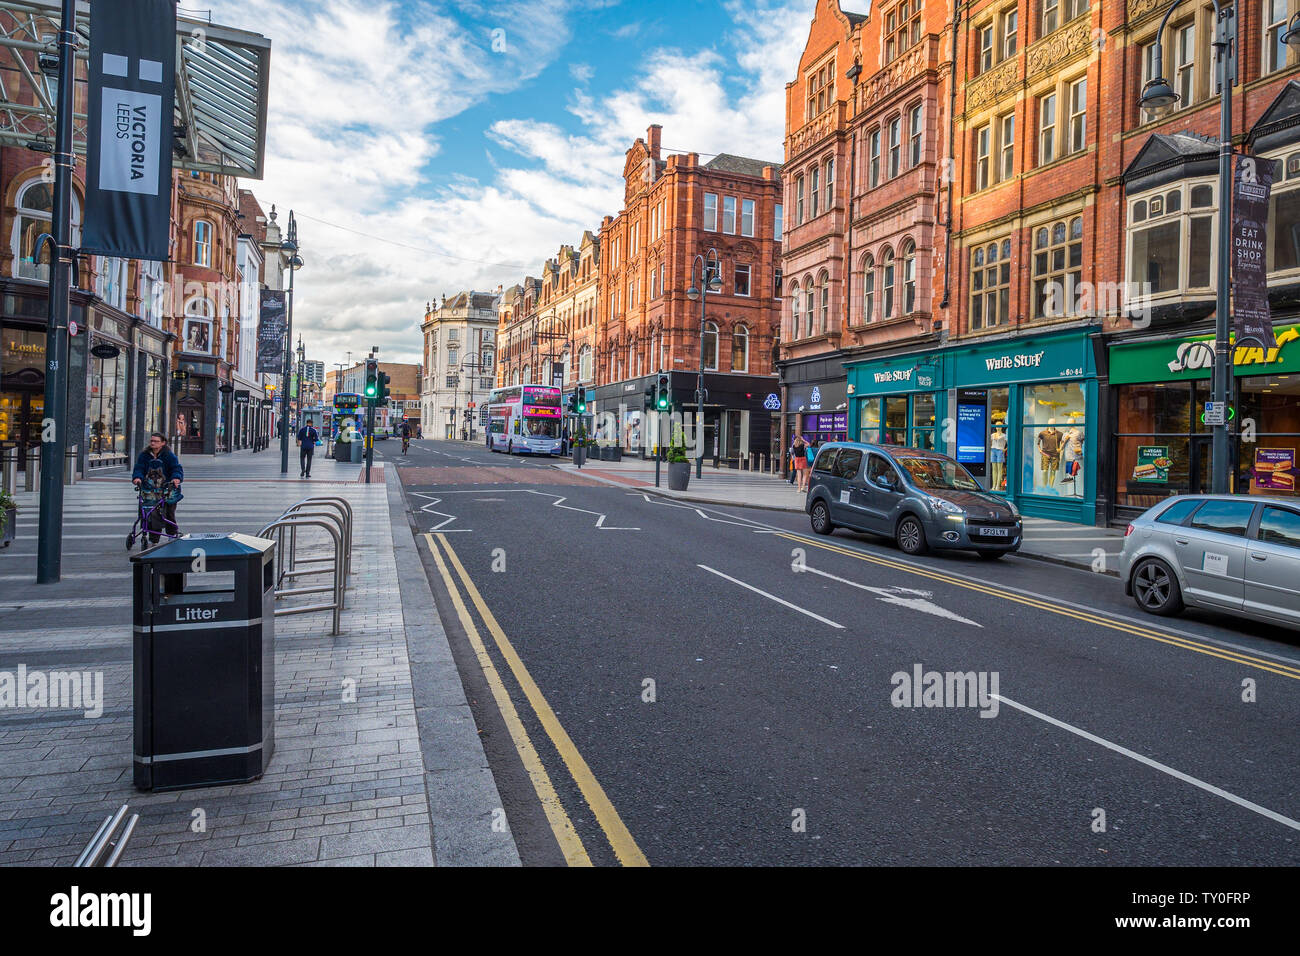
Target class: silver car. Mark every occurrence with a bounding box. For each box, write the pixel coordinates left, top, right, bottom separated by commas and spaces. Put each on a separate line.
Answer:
805, 442, 1022, 559
1119, 494, 1300, 629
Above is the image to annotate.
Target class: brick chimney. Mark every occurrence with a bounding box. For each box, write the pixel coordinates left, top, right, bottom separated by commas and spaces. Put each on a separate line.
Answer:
647, 124, 662, 158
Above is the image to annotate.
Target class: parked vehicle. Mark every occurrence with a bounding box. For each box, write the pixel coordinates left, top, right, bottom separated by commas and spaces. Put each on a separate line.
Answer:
1119, 494, 1300, 629
805, 442, 1021, 558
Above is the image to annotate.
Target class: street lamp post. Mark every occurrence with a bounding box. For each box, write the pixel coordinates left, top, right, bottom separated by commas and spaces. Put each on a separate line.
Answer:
277, 212, 303, 475
685, 248, 723, 479
34, 0, 77, 583
1139, 1, 1236, 493
295, 334, 305, 429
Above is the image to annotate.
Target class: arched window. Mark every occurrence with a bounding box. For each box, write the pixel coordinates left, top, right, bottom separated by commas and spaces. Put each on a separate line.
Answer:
12, 178, 82, 280
902, 241, 917, 314
702, 321, 719, 371
193, 220, 213, 267
862, 255, 876, 324
579, 346, 593, 381
732, 325, 750, 372
542, 359, 551, 387
803, 275, 815, 338
183, 297, 214, 354
522, 364, 531, 383
881, 248, 896, 319
787, 282, 800, 340
561, 350, 571, 382
818, 272, 830, 333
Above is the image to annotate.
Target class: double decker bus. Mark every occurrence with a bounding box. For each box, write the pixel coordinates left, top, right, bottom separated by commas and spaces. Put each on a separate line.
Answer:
486, 384, 563, 455
332, 392, 362, 439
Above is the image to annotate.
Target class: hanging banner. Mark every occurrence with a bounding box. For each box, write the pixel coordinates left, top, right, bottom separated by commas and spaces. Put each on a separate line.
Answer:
256, 290, 287, 373
81, 0, 177, 261
1231, 155, 1278, 351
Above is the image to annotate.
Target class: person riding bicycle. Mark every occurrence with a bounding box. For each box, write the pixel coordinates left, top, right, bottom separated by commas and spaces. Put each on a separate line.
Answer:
132, 432, 183, 542
399, 419, 411, 453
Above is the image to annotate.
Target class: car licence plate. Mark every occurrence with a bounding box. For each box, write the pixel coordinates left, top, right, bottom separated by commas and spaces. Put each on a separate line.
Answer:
977, 527, 1011, 538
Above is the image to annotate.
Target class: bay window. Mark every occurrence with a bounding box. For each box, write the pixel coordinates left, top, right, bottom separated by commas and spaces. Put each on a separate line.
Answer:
1126, 180, 1215, 298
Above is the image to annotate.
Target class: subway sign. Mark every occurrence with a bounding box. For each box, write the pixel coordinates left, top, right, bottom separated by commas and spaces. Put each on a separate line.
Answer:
1110, 324, 1300, 384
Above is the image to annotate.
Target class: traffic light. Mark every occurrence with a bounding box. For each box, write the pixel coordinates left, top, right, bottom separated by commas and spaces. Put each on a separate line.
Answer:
364, 357, 378, 400
655, 373, 670, 411
576, 389, 587, 415
377, 371, 391, 407
643, 382, 655, 409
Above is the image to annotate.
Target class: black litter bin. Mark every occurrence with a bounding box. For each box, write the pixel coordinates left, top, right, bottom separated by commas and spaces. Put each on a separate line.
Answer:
130, 532, 276, 791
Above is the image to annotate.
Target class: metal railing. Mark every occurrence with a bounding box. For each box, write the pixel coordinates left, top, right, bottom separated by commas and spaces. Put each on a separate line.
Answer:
257, 496, 354, 636
74, 804, 139, 867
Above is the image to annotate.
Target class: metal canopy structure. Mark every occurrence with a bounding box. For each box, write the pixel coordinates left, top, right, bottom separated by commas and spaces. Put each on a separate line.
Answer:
0, 0, 271, 178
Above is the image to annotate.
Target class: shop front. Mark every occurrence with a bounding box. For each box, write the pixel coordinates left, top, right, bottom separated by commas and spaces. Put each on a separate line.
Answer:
786, 380, 849, 448
846, 327, 1101, 524
586, 372, 776, 463
1107, 321, 1300, 519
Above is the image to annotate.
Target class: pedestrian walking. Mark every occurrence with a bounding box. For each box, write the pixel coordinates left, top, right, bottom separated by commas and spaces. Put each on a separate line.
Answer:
297, 420, 320, 477
132, 432, 183, 543
792, 434, 809, 493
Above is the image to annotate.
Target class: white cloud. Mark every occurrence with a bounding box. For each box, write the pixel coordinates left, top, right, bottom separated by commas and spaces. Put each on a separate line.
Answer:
203, 0, 810, 368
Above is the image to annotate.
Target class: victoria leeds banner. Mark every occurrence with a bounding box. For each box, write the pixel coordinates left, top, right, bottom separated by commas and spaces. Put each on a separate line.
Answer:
81, 0, 177, 261
256, 290, 287, 374
1231, 155, 1278, 351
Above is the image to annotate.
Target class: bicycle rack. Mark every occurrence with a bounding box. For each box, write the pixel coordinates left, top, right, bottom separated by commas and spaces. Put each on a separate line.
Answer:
73, 804, 139, 868
257, 517, 344, 634
281, 497, 353, 585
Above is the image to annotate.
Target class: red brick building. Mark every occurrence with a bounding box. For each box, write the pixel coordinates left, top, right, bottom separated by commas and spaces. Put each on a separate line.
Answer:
592, 124, 784, 462
781, 0, 953, 464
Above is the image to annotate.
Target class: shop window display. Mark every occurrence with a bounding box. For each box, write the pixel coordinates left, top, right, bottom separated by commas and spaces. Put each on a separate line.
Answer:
911, 393, 937, 450
989, 388, 1009, 491
884, 396, 908, 445
859, 398, 881, 443
1022, 382, 1086, 496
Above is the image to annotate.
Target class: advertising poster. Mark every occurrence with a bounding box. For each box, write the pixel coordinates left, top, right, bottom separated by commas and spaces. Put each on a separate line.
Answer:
956, 403, 986, 465
256, 290, 287, 373
1132, 445, 1172, 483
1232, 155, 1279, 351
1255, 448, 1296, 491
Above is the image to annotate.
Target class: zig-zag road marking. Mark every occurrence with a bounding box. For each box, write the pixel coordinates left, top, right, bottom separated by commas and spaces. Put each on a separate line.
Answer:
408, 492, 472, 532
626, 491, 781, 532
426, 488, 641, 531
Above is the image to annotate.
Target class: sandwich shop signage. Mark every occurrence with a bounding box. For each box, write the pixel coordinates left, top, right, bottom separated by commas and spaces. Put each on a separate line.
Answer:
1109, 323, 1300, 384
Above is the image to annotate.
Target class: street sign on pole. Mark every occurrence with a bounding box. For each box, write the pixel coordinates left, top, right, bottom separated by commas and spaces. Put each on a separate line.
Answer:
1204, 401, 1227, 426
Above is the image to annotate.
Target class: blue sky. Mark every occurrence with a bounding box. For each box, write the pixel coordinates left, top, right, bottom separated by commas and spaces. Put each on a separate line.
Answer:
205, 0, 814, 367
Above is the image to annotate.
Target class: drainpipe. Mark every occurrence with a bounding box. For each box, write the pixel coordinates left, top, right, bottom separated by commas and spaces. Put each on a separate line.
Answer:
940, 3, 961, 310
844, 59, 861, 338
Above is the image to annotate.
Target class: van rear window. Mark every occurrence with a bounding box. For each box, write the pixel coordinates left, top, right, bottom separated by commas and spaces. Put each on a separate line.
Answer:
813, 448, 838, 472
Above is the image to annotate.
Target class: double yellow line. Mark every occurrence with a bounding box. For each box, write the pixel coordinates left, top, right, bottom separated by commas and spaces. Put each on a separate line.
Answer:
777, 532, 1300, 681
424, 532, 649, 866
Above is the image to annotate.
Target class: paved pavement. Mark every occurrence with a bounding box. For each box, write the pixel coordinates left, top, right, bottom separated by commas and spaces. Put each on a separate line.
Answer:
0, 448, 517, 866
553, 456, 1126, 573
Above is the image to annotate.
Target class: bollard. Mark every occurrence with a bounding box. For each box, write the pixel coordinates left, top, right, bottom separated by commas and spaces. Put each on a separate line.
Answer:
1, 448, 15, 494
24, 447, 39, 492
64, 444, 78, 486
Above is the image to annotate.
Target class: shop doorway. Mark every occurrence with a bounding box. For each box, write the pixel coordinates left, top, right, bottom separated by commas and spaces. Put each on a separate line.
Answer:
176, 396, 204, 455
1188, 435, 1213, 495
0, 389, 43, 469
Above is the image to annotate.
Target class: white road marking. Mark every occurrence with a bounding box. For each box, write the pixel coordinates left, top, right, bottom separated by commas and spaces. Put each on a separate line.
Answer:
994, 694, 1300, 833
408, 492, 471, 532
803, 565, 982, 626
698, 565, 843, 629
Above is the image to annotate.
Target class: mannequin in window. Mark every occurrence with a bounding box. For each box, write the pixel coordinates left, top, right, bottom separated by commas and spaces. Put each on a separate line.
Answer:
1037, 418, 1063, 488
990, 425, 1007, 491
1061, 425, 1084, 497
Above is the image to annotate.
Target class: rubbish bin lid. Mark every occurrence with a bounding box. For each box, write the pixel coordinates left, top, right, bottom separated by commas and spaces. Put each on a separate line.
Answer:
130, 532, 274, 563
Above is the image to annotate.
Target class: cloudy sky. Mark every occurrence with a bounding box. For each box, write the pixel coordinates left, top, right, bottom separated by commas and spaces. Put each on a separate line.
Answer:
203, 0, 817, 370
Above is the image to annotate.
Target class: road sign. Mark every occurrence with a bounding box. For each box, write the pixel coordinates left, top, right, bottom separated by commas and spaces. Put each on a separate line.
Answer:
68, 319, 78, 336
467, 402, 476, 409
1204, 401, 1227, 426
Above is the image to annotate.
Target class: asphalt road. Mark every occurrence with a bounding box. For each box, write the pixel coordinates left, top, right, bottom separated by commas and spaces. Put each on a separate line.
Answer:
385, 437, 1300, 866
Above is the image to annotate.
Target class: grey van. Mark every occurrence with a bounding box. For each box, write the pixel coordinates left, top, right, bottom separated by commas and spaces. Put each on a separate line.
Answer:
805, 442, 1022, 559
